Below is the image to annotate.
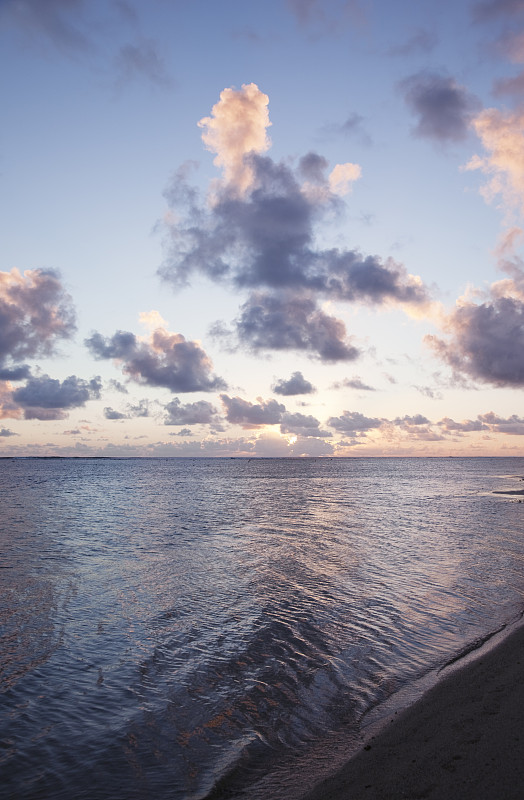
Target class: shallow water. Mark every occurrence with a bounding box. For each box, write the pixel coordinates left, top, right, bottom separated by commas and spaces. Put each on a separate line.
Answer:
1, 457, 523, 799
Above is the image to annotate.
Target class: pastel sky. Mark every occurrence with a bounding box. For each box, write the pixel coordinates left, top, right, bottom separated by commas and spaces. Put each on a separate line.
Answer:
2, 0, 524, 457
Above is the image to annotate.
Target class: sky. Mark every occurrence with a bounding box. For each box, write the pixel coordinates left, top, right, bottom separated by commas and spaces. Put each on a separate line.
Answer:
2, 0, 524, 457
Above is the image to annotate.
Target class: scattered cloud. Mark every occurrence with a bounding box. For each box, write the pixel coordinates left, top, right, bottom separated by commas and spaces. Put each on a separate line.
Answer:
280, 411, 331, 438
164, 398, 220, 426
12, 375, 102, 420
465, 107, 524, 218
104, 407, 127, 420
160, 83, 432, 367
198, 83, 271, 197
327, 410, 383, 436
220, 395, 285, 428
0, 427, 17, 437
426, 291, 524, 386
86, 326, 226, 393
401, 71, 481, 143
232, 291, 360, 362
331, 375, 375, 390
272, 371, 316, 395
0, 268, 76, 378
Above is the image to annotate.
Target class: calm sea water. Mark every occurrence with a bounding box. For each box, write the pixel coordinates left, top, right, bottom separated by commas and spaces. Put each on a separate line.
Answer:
1, 457, 523, 799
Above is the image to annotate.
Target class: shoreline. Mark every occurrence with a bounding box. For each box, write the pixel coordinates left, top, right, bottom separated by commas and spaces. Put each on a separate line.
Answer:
301, 618, 524, 799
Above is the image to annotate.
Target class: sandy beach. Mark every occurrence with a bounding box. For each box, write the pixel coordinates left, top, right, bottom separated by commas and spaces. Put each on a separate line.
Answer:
303, 622, 524, 800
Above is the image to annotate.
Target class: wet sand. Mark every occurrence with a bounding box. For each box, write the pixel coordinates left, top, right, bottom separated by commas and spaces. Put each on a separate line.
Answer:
303, 623, 524, 799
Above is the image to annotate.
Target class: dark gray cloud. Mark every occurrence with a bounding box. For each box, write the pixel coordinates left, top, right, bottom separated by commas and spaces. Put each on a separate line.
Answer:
12, 374, 101, 420
0, 268, 76, 376
272, 371, 316, 395
331, 376, 375, 391
0, 365, 31, 381
220, 395, 286, 428
280, 411, 331, 438
104, 407, 127, 420
170, 427, 193, 437
108, 379, 129, 394
160, 153, 431, 305
233, 290, 360, 362
400, 71, 481, 143
86, 329, 226, 393
426, 295, 524, 386
127, 399, 150, 417
0, 427, 17, 437
327, 410, 383, 436
103, 399, 151, 420
388, 28, 438, 57
164, 398, 220, 426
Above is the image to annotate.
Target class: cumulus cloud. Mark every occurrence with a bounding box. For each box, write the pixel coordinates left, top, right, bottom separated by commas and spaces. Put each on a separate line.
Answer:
426, 293, 524, 386
164, 398, 220, 426
220, 395, 285, 428
327, 410, 383, 436
85, 326, 226, 393
160, 85, 432, 364
272, 371, 316, 395
328, 162, 362, 195
161, 150, 427, 307
401, 71, 481, 143
12, 375, 101, 420
198, 83, 271, 197
280, 411, 331, 437
0, 268, 76, 376
233, 290, 360, 362
0, 427, 17, 437
465, 107, 524, 217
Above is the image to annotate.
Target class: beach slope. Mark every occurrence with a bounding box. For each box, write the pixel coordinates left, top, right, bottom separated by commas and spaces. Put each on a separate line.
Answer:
303, 624, 524, 800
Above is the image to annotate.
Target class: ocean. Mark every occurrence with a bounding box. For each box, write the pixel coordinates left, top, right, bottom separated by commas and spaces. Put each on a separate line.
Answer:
1, 457, 523, 799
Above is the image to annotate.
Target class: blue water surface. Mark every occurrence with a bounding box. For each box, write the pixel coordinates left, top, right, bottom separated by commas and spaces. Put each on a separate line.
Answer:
0, 457, 523, 799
